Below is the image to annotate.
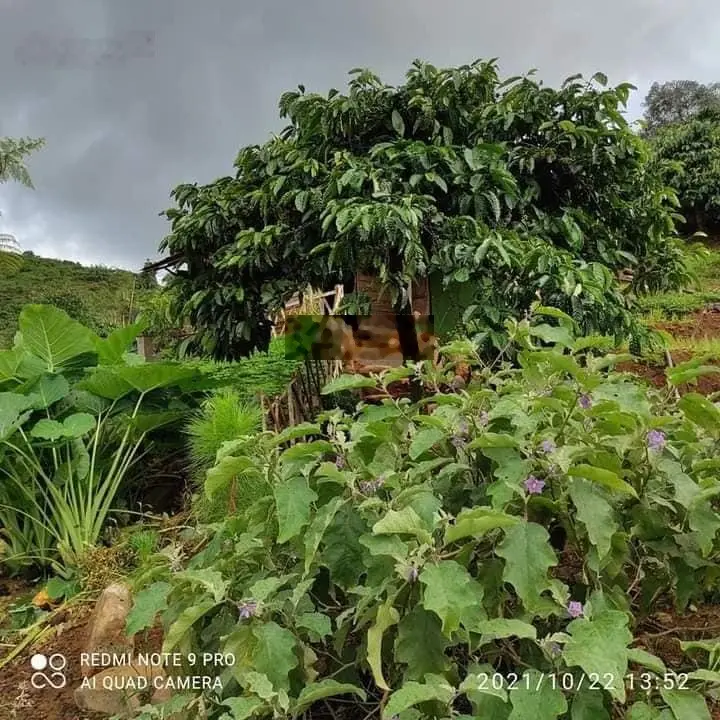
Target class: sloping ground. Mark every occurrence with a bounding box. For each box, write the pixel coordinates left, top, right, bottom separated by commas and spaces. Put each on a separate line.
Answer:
0, 253, 145, 348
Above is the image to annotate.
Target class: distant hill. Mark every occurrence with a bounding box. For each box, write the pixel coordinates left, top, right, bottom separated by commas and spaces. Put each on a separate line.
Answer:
0, 252, 152, 348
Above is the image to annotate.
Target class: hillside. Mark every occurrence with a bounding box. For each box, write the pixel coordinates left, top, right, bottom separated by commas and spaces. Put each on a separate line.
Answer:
0, 252, 148, 348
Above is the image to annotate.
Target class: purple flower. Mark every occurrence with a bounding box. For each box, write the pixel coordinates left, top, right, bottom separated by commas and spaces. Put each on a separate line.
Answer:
646, 430, 666, 452
578, 394, 592, 410
451, 434, 466, 449
237, 601, 258, 620
335, 455, 345, 469
407, 566, 419, 583
479, 411, 489, 427
541, 439, 556, 454
548, 642, 562, 657
360, 474, 386, 494
567, 601, 584, 619
457, 420, 469, 436
524, 475, 545, 495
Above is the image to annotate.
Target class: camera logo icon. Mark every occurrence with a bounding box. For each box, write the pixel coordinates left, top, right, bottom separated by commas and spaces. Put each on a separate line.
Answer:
30, 653, 67, 689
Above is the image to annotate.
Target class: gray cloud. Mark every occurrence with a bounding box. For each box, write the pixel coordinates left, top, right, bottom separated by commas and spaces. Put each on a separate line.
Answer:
0, 0, 718, 270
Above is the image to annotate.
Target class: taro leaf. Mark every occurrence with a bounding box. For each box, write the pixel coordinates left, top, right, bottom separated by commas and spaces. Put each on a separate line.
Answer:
570, 687, 610, 719
395, 606, 449, 680
162, 600, 218, 653
568, 464, 637, 498
0, 392, 35, 439
373, 507, 432, 544
660, 688, 711, 720
367, 599, 399, 691
62, 413, 96, 437
28, 373, 69, 409
115, 363, 199, 393
174, 570, 228, 604
382, 675, 455, 719
420, 560, 483, 635
508, 670, 567, 720
274, 477, 318, 543
220, 697, 267, 720
562, 611, 632, 702
129, 411, 185, 433
569, 479, 617, 560
126, 582, 171, 635
409, 428, 445, 460
495, 521, 558, 613
293, 680, 366, 714
251, 621, 298, 692
445, 507, 520, 544
95, 318, 149, 365
78, 367, 135, 400
19, 304, 97, 372
296, 612, 332, 639
321, 374, 376, 394
30, 418, 64, 440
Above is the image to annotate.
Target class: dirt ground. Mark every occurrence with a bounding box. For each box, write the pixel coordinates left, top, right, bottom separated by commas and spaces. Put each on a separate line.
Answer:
0, 579, 162, 720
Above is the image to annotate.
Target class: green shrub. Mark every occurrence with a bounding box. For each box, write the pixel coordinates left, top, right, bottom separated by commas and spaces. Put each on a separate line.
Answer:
126, 311, 720, 719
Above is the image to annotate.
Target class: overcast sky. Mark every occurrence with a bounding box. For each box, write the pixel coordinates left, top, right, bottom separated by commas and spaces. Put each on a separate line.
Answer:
0, 0, 718, 271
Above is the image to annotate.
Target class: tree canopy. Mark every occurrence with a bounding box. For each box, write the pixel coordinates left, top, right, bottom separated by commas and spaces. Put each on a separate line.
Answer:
642, 80, 720, 134
158, 59, 688, 361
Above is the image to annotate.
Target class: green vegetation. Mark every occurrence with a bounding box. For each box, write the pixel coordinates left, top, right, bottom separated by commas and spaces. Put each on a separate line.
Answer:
158, 59, 688, 361
0, 253, 149, 348
124, 310, 720, 719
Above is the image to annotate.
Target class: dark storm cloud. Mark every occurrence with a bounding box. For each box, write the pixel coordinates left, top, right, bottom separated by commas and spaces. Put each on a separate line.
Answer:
0, 0, 718, 269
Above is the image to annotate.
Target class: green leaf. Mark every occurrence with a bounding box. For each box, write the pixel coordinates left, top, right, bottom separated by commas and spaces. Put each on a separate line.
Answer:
206, 455, 260, 498
221, 697, 267, 720
293, 680, 367, 714
391, 110, 406, 137
28, 373, 69, 409
367, 599, 399, 691
570, 688, 610, 720
373, 507, 432, 544
530, 324, 575, 348
475, 619, 537, 643
30, 418, 64, 440
304, 496, 344, 575
508, 670, 568, 720
668, 366, 720, 387
19, 304, 96, 372
568, 464, 637, 498
162, 600, 218, 653
627, 648, 666, 674
444, 507, 520, 544
678, 394, 720, 436
174, 570, 228, 604
0, 393, 34, 440
562, 611, 632, 702
251, 621, 298, 692
383, 676, 455, 718
660, 689, 711, 720
395, 607, 449, 680
321, 374, 376, 394
126, 582, 171, 635
495, 522, 558, 613
420, 561, 482, 635
116, 363, 199, 393
274, 477, 318, 543
96, 318, 149, 364
296, 612, 332, 639
569, 479, 617, 560
61, 412, 96, 438
409, 428, 445, 460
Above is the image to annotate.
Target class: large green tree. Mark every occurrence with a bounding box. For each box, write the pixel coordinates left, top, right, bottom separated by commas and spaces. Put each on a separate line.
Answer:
642, 80, 720, 134
649, 108, 720, 234
157, 60, 688, 360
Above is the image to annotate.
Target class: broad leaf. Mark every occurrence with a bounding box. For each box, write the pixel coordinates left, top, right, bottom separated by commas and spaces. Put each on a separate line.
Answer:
367, 599, 399, 691
126, 582, 171, 635
274, 477, 318, 543
383, 675, 455, 718
420, 561, 483, 635
508, 670, 568, 720
251, 621, 298, 692
445, 506, 520, 544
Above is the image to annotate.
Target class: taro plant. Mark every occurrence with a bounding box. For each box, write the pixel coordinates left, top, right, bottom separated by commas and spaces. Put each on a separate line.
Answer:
125, 308, 720, 719
0, 304, 206, 577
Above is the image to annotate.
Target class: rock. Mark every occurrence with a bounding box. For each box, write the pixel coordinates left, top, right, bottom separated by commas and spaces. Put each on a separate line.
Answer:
74, 661, 167, 717
82, 583, 134, 677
